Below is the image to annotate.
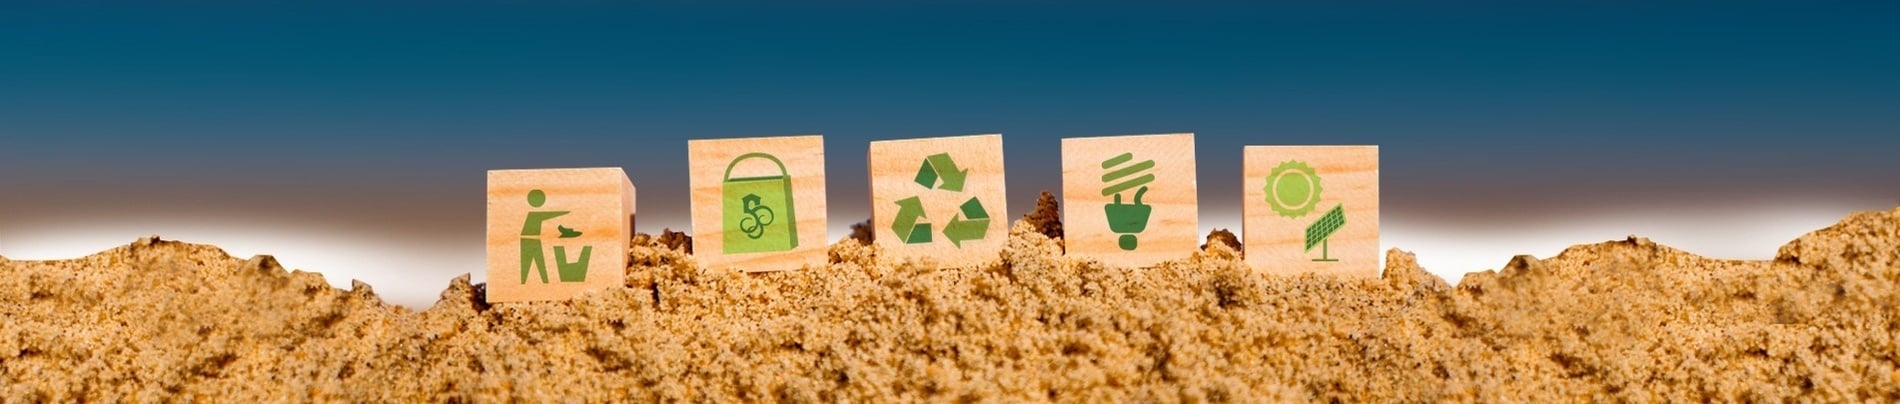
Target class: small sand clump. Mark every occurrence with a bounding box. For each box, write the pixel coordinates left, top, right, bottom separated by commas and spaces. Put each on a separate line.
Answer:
3, 208, 1900, 401
1202, 228, 1241, 251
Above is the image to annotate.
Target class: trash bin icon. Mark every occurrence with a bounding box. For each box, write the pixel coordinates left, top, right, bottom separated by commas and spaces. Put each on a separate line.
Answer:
722, 152, 799, 254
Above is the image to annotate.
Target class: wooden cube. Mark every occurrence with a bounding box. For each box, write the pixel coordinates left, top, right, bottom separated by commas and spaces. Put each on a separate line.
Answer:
868, 134, 1009, 267
688, 135, 829, 272
485, 168, 634, 303
1060, 133, 1200, 268
1242, 146, 1380, 278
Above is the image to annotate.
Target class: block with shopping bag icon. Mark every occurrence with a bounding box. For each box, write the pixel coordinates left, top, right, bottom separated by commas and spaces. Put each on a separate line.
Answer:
689, 135, 829, 272
484, 167, 634, 303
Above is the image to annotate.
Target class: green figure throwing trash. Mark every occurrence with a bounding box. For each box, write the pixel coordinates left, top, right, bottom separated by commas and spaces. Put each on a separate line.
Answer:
519, 189, 569, 284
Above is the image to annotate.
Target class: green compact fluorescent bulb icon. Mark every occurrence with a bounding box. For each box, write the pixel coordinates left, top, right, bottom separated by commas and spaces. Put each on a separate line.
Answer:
1101, 152, 1157, 251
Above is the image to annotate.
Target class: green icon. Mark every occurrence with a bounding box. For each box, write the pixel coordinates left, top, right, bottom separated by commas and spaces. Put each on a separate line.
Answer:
1305, 204, 1346, 262
890, 153, 991, 247
943, 197, 990, 247
1101, 152, 1156, 251
913, 152, 968, 192
723, 152, 799, 254
1265, 160, 1322, 218
891, 196, 931, 244
518, 189, 591, 284
1266, 159, 1345, 262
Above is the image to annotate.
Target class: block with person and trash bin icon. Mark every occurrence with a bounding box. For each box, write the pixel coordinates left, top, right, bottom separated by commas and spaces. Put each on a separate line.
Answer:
483, 168, 634, 303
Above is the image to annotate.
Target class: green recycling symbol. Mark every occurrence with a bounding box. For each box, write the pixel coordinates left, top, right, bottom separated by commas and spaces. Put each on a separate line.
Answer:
891, 153, 991, 247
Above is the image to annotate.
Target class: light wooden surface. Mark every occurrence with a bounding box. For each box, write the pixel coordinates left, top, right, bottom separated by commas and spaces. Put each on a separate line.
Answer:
485, 168, 634, 303
868, 134, 1008, 268
688, 135, 829, 272
1242, 146, 1380, 278
1060, 133, 1199, 268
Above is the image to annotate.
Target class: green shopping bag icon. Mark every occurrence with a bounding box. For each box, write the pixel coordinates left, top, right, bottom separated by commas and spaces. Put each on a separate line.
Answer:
723, 152, 799, 254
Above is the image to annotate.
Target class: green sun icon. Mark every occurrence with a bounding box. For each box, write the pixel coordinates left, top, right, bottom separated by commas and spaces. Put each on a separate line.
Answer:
1264, 160, 1322, 218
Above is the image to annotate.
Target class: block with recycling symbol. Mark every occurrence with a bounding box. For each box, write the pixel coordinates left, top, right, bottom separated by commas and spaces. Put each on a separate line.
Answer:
1242, 145, 1380, 278
485, 167, 634, 303
1060, 133, 1199, 268
688, 135, 830, 272
868, 134, 1008, 267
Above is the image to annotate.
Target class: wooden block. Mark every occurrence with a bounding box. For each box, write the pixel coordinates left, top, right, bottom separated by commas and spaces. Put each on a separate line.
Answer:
868, 134, 1008, 267
485, 168, 634, 303
1060, 133, 1199, 268
1242, 146, 1380, 278
688, 135, 829, 272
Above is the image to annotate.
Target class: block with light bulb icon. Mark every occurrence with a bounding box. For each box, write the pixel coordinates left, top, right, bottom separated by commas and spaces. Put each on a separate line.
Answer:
1060, 133, 1199, 268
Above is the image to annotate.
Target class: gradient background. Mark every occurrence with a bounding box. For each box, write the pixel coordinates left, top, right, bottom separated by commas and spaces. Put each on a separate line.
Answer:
3, 2, 1895, 308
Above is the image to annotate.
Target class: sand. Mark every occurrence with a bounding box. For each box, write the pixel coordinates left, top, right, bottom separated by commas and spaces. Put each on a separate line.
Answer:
2, 197, 1898, 401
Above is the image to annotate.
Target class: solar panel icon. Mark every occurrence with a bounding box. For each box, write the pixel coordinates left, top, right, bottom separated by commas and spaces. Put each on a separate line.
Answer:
1304, 204, 1346, 262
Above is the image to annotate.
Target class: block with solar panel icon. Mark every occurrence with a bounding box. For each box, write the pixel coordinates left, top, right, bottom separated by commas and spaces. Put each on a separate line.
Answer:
1060, 133, 1199, 268
1242, 146, 1380, 278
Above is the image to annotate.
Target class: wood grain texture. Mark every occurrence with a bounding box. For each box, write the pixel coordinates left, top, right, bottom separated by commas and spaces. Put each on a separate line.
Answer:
1242, 146, 1380, 278
484, 168, 634, 303
1060, 133, 1199, 268
867, 134, 1008, 268
687, 135, 829, 272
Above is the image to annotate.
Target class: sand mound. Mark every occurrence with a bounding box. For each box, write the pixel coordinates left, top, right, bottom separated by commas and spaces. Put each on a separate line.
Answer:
2, 206, 1898, 401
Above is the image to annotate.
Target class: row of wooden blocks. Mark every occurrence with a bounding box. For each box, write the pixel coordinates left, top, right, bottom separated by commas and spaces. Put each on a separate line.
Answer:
486, 134, 1378, 302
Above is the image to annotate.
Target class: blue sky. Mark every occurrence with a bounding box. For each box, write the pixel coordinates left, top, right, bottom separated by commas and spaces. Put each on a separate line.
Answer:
2, 2, 1895, 306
